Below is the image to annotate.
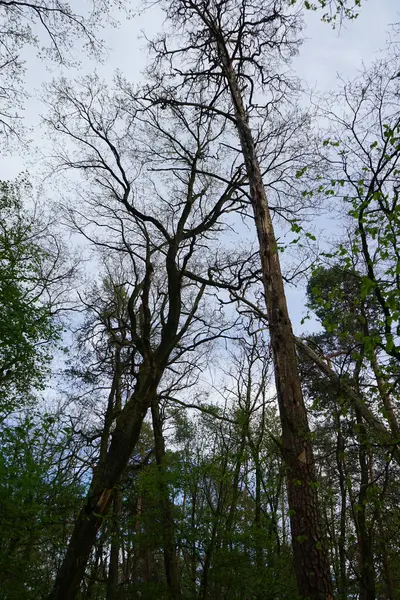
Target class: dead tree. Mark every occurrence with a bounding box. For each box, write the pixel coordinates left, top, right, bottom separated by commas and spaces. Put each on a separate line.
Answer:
143, 1, 333, 597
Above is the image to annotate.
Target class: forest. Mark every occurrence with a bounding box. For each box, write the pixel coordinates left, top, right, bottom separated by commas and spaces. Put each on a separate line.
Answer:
0, 1, 399, 599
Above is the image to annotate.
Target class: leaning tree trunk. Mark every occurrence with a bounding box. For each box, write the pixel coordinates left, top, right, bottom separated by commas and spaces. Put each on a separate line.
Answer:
215, 40, 333, 600
48, 367, 160, 600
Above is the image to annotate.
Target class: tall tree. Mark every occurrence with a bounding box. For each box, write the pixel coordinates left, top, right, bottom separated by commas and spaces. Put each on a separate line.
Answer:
44, 77, 254, 599
145, 1, 333, 596
296, 48, 400, 461
299, 262, 400, 600
317, 51, 400, 364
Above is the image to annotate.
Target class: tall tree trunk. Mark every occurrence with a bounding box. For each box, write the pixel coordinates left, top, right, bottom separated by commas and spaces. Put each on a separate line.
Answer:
107, 352, 123, 600
376, 512, 394, 600
86, 531, 104, 599
190, 484, 198, 598
335, 416, 348, 600
213, 36, 333, 600
48, 367, 160, 600
151, 401, 181, 599
199, 471, 226, 600
354, 408, 376, 600
225, 433, 246, 534
254, 457, 263, 573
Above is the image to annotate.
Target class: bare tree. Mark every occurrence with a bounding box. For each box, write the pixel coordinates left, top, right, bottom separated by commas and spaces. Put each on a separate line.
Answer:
43, 76, 256, 599
140, 1, 333, 597
0, 0, 128, 143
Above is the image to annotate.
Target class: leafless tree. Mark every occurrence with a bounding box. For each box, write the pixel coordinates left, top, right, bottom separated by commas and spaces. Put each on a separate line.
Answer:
0, 0, 128, 143
138, 0, 333, 596
43, 75, 258, 599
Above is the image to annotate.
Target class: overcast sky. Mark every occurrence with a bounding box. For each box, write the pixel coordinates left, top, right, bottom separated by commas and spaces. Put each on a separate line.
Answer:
2, 1, 398, 176
1, 0, 399, 333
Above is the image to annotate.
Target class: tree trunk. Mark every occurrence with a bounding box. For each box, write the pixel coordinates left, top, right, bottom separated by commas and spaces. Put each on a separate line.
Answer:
86, 531, 104, 599
106, 489, 122, 600
151, 401, 181, 599
335, 416, 348, 600
254, 457, 263, 573
48, 367, 159, 600
376, 512, 394, 600
354, 408, 376, 600
225, 433, 246, 534
190, 484, 198, 598
214, 38, 333, 600
199, 472, 226, 600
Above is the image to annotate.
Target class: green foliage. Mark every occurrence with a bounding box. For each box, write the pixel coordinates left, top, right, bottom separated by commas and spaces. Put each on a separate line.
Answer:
0, 411, 84, 599
306, 264, 378, 348
0, 179, 60, 415
290, 0, 362, 24
312, 119, 400, 360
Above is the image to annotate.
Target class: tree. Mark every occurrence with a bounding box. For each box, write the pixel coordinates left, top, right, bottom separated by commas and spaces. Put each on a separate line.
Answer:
143, 1, 333, 596
0, 177, 70, 417
295, 49, 400, 462
43, 76, 256, 599
0, 408, 85, 599
317, 51, 400, 364
298, 262, 400, 600
0, 0, 129, 143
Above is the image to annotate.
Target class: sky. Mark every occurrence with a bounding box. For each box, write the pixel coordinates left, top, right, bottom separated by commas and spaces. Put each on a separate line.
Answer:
1, 0, 399, 334
2, 1, 398, 179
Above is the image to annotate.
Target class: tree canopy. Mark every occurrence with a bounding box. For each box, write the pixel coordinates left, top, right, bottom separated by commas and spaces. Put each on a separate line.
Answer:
0, 2, 399, 600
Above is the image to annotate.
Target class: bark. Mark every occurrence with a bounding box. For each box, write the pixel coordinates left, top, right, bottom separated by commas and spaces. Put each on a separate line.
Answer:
176, 488, 185, 588
354, 408, 376, 600
86, 533, 104, 599
376, 511, 395, 600
48, 366, 160, 600
151, 401, 181, 599
190, 484, 198, 598
106, 351, 123, 600
211, 34, 333, 600
335, 416, 348, 600
254, 458, 263, 572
